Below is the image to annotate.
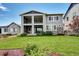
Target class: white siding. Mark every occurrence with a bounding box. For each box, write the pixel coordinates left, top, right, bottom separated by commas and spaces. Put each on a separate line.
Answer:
8, 24, 20, 34
21, 12, 63, 35
46, 15, 63, 33
64, 4, 79, 31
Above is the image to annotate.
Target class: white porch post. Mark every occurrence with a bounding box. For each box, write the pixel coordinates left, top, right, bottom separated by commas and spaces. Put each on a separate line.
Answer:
21, 16, 24, 34
32, 15, 34, 35
1, 28, 4, 34
43, 14, 46, 32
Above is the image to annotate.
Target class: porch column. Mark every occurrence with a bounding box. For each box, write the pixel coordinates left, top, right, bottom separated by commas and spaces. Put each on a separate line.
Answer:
32, 16, 34, 35
21, 16, 24, 34
43, 14, 46, 32
1, 28, 4, 34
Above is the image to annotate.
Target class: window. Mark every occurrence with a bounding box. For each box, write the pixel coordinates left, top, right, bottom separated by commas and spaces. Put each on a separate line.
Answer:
49, 17, 51, 21
46, 26, 49, 30
4, 28, 8, 32
67, 17, 69, 21
13, 28, 16, 32
54, 16, 59, 20
51, 17, 53, 20
13, 28, 17, 32
37, 28, 42, 31
10, 28, 16, 32
10, 28, 13, 32
54, 25, 56, 30
46, 25, 50, 30
56, 16, 59, 20
73, 12, 76, 16
59, 25, 61, 26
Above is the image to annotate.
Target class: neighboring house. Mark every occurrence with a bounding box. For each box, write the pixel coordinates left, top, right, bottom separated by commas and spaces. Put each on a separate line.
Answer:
0, 22, 21, 35
63, 3, 79, 34
20, 10, 63, 35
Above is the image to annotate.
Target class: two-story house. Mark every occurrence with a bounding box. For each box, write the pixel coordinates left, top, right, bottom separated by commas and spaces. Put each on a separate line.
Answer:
63, 3, 79, 35
20, 10, 63, 35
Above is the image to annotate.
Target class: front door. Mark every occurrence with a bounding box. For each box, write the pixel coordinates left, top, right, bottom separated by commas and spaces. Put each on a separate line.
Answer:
28, 27, 31, 34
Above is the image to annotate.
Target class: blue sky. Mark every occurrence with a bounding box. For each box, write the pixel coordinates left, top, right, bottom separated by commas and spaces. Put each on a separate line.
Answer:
0, 3, 70, 26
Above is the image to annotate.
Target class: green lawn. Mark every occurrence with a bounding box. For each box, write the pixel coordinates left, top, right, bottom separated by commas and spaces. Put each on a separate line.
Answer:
0, 36, 79, 56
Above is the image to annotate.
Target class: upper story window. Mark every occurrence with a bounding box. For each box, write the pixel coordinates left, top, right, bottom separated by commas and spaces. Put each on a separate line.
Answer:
49, 16, 54, 22
54, 16, 59, 20
49, 16, 51, 21
73, 12, 76, 19
4, 28, 8, 32
67, 17, 69, 21
73, 12, 76, 16
51, 17, 53, 20
56, 16, 59, 20
48, 16, 59, 22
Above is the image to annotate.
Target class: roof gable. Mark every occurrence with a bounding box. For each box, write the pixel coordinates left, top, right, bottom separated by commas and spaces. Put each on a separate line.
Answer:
8, 22, 20, 28
0, 22, 20, 28
63, 3, 77, 19
20, 10, 46, 16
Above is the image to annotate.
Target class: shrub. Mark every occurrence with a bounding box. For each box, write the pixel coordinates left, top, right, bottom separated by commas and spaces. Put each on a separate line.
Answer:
37, 31, 45, 36
6, 34, 12, 36
37, 31, 52, 36
24, 44, 52, 56
18, 33, 27, 37
44, 31, 52, 35
24, 44, 38, 55
57, 34, 64, 36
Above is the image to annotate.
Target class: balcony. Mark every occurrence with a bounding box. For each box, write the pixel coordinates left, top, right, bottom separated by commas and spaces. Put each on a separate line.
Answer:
23, 16, 43, 25
24, 16, 32, 24
34, 16, 43, 24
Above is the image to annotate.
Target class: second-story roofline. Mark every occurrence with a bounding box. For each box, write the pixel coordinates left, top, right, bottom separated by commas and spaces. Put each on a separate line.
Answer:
63, 3, 77, 19
20, 10, 63, 16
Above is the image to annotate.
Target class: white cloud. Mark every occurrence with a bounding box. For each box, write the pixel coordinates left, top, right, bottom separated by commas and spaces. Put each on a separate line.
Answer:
0, 3, 9, 11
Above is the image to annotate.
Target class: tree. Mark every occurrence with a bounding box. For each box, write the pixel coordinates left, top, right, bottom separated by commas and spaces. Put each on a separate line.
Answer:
69, 16, 79, 35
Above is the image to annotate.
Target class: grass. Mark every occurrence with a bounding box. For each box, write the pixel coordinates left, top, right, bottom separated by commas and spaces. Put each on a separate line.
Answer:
0, 36, 79, 56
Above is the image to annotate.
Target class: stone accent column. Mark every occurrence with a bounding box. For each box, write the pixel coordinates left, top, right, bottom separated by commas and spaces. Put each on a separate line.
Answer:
32, 15, 34, 35
43, 14, 46, 32
21, 16, 24, 34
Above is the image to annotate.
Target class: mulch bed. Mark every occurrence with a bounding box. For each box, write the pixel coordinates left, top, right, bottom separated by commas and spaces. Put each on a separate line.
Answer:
49, 52, 63, 56
0, 48, 25, 56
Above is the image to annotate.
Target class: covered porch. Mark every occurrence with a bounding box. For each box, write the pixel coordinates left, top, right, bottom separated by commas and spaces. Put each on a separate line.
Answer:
24, 26, 32, 34
34, 25, 43, 33
24, 25, 43, 35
